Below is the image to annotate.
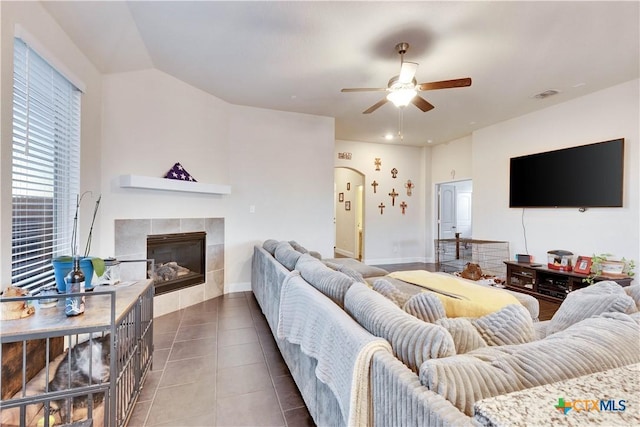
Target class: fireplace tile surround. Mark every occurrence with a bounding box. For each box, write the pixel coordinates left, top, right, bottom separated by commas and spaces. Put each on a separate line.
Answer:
114, 218, 224, 317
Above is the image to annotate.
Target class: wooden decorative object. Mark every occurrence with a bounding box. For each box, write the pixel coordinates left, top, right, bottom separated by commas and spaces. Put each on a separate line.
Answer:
400, 201, 408, 214
388, 188, 398, 206
374, 158, 381, 171
345, 201, 351, 211
347, 182, 351, 191
378, 202, 386, 214
405, 180, 414, 196
338, 192, 344, 202
371, 180, 379, 193
391, 168, 398, 178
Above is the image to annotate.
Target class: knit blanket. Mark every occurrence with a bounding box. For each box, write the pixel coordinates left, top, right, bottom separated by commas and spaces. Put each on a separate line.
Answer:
277, 271, 392, 426
388, 270, 521, 317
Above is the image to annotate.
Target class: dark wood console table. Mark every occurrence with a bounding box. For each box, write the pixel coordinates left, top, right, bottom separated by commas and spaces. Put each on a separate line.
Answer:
504, 261, 633, 303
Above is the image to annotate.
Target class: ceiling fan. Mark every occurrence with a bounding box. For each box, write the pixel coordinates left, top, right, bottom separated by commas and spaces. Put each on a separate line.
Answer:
341, 42, 472, 114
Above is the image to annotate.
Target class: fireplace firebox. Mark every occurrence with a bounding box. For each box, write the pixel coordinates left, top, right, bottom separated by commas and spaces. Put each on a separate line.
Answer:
147, 232, 206, 295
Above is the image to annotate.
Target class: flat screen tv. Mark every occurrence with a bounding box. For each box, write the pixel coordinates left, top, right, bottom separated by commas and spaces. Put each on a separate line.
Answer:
509, 138, 624, 208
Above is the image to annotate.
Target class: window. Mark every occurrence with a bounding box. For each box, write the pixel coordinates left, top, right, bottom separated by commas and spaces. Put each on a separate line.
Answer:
12, 38, 81, 293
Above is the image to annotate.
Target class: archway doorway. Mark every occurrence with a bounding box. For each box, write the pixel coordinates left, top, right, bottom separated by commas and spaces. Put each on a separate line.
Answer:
334, 167, 365, 260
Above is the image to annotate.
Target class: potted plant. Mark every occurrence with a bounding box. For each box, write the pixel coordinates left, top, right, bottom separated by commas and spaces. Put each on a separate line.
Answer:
584, 253, 635, 284
52, 192, 104, 292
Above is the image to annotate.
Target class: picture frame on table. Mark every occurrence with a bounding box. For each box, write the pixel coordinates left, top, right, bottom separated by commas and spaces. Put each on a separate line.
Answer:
338, 193, 344, 202
574, 256, 592, 275
345, 201, 351, 211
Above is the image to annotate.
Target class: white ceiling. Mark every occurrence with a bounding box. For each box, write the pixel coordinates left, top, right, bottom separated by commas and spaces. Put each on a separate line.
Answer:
42, 1, 639, 147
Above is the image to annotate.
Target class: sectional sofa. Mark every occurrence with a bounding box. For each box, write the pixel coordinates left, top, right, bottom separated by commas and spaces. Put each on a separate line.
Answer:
251, 239, 640, 426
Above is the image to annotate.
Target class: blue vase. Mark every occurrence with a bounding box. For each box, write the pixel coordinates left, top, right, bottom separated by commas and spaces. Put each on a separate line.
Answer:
52, 258, 95, 292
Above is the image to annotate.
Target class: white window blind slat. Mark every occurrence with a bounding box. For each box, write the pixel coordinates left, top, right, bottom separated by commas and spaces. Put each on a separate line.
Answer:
11, 38, 81, 293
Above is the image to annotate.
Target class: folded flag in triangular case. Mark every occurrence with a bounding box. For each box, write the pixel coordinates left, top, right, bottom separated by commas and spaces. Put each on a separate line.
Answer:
164, 162, 197, 182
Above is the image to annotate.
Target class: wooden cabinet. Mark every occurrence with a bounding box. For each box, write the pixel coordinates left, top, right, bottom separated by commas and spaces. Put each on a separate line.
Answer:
504, 261, 633, 302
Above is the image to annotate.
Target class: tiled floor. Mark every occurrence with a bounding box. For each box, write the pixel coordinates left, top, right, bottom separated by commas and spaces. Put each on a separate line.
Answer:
128, 291, 315, 427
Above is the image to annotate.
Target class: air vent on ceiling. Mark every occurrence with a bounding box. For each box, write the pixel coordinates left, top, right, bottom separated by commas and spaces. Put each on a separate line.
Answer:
532, 89, 560, 99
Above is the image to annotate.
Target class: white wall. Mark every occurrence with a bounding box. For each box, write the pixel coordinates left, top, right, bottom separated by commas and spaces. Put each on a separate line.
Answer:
101, 68, 335, 293
0, 1, 102, 287
334, 140, 429, 264
431, 135, 473, 183
472, 79, 639, 267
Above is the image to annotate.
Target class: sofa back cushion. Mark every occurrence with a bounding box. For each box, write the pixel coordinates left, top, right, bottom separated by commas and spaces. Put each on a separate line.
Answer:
263, 239, 279, 255
546, 281, 637, 336
295, 254, 354, 308
274, 241, 302, 271
344, 283, 456, 373
419, 311, 640, 416
472, 304, 535, 346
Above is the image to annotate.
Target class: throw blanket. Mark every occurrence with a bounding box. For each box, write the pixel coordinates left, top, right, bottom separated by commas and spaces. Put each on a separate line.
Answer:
388, 270, 521, 318
277, 271, 392, 426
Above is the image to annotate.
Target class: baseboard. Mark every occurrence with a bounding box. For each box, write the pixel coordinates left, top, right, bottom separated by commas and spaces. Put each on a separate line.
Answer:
225, 281, 251, 294
334, 247, 355, 258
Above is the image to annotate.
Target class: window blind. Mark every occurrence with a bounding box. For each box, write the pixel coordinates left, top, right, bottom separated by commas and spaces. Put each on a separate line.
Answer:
12, 38, 81, 293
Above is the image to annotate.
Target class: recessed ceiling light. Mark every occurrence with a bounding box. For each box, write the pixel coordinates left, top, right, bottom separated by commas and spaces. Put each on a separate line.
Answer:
384, 133, 394, 140
469, 121, 476, 125
427, 139, 433, 144
532, 89, 560, 99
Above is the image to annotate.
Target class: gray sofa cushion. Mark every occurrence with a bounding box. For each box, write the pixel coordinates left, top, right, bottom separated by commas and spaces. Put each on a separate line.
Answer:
420, 311, 640, 416
546, 281, 637, 335
262, 239, 279, 255
274, 241, 302, 271
372, 278, 411, 308
323, 258, 389, 278
295, 254, 354, 308
345, 283, 456, 373
624, 284, 640, 310
324, 260, 366, 284
403, 292, 447, 323
472, 304, 535, 346
435, 318, 486, 354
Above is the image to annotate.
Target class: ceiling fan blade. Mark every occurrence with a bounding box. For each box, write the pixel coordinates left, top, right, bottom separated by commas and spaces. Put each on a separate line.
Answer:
341, 87, 387, 92
412, 96, 435, 112
417, 77, 472, 91
399, 61, 418, 84
363, 98, 389, 114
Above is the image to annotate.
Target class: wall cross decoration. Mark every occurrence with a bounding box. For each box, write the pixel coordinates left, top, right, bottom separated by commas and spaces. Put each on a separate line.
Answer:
374, 158, 381, 171
405, 180, 415, 196
400, 201, 408, 214
378, 202, 385, 214
388, 188, 398, 206
391, 168, 398, 178
371, 180, 378, 193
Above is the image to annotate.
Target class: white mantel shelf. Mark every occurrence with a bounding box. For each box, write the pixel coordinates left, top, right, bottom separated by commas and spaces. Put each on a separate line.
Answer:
119, 175, 231, 195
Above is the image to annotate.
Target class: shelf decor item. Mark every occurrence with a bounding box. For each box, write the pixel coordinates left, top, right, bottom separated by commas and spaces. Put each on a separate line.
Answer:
338, 192, 344, 202
345, 201, 351, 211
574, 256, 592, 275
375, 158, 381, 171
584, 253, 636, 284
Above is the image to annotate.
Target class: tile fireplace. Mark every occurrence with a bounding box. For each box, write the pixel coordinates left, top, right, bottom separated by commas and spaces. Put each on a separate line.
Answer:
114, 218, 224, 315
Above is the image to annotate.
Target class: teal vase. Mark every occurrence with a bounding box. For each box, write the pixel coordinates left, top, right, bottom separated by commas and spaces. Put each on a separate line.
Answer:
52, 258, 95, 292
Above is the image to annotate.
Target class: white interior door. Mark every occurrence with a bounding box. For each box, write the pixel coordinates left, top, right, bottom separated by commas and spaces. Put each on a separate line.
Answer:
438, 184, 457, 239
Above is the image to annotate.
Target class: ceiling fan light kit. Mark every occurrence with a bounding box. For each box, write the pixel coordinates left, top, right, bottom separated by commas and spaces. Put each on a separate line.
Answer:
387, 89, 417, 107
